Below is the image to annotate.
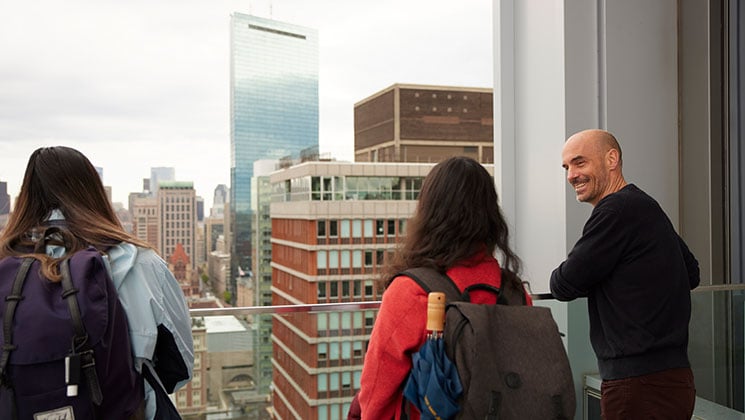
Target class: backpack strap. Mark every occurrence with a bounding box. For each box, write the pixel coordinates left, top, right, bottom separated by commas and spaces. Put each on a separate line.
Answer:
397, 267, 463, 303
499, 269, 528, 306
0, 257, 34, 420
397, 266, 527, 305
60, 257, 103, 406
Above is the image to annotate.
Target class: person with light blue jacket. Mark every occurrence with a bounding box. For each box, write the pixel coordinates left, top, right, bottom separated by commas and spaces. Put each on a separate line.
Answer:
1, 146, 194, 419
106, 243, 194, 419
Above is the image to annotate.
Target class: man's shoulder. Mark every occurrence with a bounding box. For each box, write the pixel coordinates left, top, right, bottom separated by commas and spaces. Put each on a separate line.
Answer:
599, 184, 656, 210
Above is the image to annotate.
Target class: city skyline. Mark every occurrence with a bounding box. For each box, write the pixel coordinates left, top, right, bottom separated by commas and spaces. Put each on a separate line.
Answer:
0, 0, 493, 209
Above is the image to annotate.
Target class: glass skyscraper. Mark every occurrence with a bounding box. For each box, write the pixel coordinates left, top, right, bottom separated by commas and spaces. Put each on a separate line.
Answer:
229, 13, 319, 289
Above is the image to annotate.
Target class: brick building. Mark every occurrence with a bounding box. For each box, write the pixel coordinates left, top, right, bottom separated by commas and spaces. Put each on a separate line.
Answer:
354, 84, 494, 164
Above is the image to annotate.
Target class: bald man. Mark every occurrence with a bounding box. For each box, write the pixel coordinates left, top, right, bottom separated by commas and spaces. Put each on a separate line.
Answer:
550, 129, 700, 419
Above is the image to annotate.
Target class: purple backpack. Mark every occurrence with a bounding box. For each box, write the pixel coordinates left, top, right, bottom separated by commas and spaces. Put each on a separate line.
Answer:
0, 247, 144, 420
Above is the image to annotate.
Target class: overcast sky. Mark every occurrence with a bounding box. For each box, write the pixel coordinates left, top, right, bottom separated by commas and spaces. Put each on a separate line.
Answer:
0, 0, 493, 209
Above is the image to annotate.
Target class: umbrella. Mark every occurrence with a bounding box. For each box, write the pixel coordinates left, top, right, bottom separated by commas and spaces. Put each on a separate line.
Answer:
403, 292, 463, 419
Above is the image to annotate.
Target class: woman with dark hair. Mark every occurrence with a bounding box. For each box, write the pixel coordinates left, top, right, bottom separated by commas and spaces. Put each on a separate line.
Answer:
355, 156, 531, 419
0, 146, 193, 419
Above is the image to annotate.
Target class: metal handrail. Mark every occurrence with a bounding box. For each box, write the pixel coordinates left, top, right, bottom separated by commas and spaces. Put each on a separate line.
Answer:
189, 301, 383, 316
187, 284, 741, 317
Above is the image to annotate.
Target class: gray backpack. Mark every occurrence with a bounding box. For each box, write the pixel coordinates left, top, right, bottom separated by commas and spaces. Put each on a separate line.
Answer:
401, 267, 575, 420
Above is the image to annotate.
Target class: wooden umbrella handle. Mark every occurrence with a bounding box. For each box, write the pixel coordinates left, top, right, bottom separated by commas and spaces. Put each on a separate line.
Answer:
426, 292, 446, 332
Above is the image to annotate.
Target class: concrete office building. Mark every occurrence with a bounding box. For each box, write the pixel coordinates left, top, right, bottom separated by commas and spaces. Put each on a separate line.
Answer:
354, 84, 494, 164
229, 13, 319, 298
269, 161, 444, 420
158, 181, 197, 272
493, 1, 745, 415
130, 194, 158, 248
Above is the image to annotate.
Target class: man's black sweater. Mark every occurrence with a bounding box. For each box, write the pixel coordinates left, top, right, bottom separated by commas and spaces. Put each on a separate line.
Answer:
550, 184, 700, 380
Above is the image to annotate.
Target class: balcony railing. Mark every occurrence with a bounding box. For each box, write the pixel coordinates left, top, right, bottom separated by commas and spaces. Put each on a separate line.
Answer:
179, 287, 745, 420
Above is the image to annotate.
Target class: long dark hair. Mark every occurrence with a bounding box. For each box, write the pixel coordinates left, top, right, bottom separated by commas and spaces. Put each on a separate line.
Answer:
0, 146, 150, 280
381, 156, 521, 288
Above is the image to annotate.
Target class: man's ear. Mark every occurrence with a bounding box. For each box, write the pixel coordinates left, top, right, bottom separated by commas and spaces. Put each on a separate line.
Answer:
606, 148, 620, 170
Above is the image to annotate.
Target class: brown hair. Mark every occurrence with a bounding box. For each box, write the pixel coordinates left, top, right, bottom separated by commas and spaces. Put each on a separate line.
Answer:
381, 156, 522, 289
0, 146, 151, 280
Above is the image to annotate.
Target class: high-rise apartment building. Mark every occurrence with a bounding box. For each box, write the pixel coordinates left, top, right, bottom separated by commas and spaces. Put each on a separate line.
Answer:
354, 84, 494, 163
229, 13, 319, 296
269, 161, 440, 419
158, 181, 197, 272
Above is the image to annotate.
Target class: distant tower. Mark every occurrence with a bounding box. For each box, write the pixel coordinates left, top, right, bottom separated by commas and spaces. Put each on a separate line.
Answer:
150, 167, 175, 196
0, 181, 10, 215
229, 13, 319, 296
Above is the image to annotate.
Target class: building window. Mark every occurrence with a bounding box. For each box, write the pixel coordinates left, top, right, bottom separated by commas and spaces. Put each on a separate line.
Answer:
317, 313, 328, 331
364, 219, 374, 238
340, 219, 350, 237
329, 220, 338, 237
387, 220, 396, 235
376, 220, 384, 236
318, 373, 328, 391
365, 280, 374, 297
365, 311, 375, 327
364, 251, 373, 267
317, 251, 327, 269
193, 371, 201, 388
352, 219, 362, 237
318, 343, 328, 361
330, 372, 340, 392
329, 250, 339, 269
341, 312, 351, 331
318, 282, 327, 299
318, 220, 326, 237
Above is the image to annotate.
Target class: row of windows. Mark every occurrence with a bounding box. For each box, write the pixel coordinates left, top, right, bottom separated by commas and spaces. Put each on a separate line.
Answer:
165, 221, 192, 228
272, 176, 423, 202
317, 219, 405, 238
164, 237, 191, 246
317, 279, 375, 299
316, 249, 392, 270
163, 196, 193, 204
163, 204, 193, 211
317, 402, 352, 420
164, 213, 192, 220
316, 311, 375, 336
317, 341, 365, 362
317, 370, 361, 393
413, 92, 470, 100
413, 105, 469, 113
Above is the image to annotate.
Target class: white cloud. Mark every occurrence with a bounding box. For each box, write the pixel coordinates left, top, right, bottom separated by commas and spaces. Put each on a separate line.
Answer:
0, 0, 492, 209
